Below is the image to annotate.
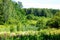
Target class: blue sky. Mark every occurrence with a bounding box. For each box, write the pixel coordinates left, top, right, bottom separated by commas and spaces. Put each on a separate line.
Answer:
13, 0, 60, 9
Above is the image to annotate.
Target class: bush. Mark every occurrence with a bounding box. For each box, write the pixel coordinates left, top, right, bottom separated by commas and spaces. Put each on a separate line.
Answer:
46, 16, 60, 28
10, 25, 17, 32
36, 19, 47, 30
26, 14, 35, 20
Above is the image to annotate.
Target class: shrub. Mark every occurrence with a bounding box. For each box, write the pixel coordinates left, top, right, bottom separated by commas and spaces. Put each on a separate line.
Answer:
46, 16, 60, 28
36, 19, 47, 30
10, 25, 17, 32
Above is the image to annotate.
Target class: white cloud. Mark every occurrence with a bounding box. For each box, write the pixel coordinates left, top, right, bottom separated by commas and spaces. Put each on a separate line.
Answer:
13, 0, 60, 9
23, 3, 60, 9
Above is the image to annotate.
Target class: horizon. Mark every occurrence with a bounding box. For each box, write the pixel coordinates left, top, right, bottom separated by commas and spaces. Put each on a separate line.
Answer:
13, 0, 60, 9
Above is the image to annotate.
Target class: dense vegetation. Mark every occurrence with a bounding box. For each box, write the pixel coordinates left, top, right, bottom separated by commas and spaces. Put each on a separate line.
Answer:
0, 0, 60, 40
0, 29, 60, 40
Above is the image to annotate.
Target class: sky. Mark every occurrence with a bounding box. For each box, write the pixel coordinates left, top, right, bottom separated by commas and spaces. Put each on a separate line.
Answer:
13, 0, 60, 9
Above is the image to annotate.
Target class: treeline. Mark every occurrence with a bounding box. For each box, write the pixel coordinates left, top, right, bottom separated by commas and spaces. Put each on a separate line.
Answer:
0, 0, 60, 30
24, 8, 59, 17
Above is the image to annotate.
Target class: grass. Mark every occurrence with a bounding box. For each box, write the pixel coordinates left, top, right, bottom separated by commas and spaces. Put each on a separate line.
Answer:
0, 28, 60, 40
0, 25, 39, 32
0, 25, 60, 40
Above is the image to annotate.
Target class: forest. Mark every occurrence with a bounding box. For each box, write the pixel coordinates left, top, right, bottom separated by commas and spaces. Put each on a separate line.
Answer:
0, 0, 60, 40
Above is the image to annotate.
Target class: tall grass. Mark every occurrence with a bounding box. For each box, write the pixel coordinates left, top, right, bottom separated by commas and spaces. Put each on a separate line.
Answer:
0, 29, 60, 40
0, 25, 38, 32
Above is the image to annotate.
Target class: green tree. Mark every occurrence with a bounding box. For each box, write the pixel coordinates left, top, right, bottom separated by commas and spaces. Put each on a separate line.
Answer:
0, 0, 10, 24
46, 11, 60, 28
0, 0, 3, 24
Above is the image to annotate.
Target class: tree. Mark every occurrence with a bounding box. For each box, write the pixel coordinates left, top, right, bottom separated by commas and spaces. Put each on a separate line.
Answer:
5, 0, 23, 24
46, 11, 60, 28
0, 0, 10, 24
0, 0, 4, 24
55, 11, 60, 17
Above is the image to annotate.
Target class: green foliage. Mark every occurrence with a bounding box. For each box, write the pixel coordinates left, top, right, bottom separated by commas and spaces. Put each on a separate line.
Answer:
26, 14, 35, 20
0, 0, 60, 40
10, 25, 17, 32
46, 16, 60, 28
0, 0, 4, 24
55, 11, 60, 17
0, 29, 60, 40
36, 18, 47, 30
24, 8, 58, 17
46, 11, 60, 28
